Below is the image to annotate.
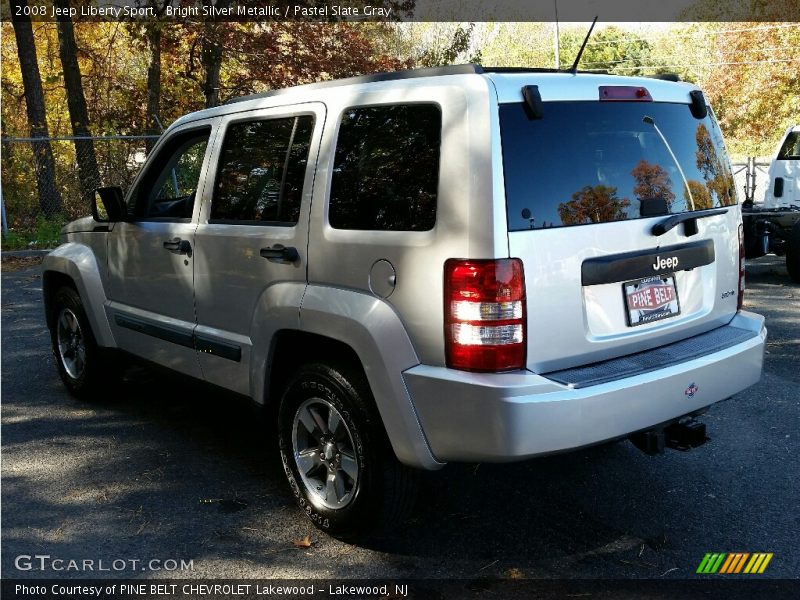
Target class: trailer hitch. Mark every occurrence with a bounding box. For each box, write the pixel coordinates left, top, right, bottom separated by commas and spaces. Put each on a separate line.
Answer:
629, 418, 709, 455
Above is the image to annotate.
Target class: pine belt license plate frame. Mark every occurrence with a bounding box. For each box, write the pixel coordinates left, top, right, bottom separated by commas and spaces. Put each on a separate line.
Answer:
623, 274, 681, 327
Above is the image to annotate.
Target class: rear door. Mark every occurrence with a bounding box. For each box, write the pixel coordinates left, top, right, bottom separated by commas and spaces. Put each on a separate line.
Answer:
191, 104, 323, 395
496, 82, 739, 372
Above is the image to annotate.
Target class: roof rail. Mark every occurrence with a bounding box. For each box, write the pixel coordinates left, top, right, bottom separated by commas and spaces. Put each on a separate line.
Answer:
482, 66, 609, 75
645, 73, 681, 82
225, 64, 484, 105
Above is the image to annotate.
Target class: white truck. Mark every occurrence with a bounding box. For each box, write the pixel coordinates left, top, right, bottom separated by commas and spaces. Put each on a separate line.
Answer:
742, 125, 800, 281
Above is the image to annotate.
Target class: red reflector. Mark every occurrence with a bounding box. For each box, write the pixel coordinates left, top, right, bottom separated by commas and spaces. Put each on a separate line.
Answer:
599, 86, 653, 101
444, 258, 526, 372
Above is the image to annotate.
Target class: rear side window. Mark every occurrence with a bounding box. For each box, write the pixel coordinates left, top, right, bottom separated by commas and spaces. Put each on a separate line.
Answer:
500, 102, 736, 232
212, 115, 314, 225
329, 104, 441, 231
777, 132, 800, 160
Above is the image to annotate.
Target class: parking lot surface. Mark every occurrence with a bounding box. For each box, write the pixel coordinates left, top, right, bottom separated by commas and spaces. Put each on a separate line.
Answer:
1, 256, 798, 580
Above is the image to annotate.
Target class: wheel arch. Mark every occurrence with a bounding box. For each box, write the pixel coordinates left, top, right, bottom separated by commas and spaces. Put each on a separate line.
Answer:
256, 285, 443, 471
42, 244, 116, 348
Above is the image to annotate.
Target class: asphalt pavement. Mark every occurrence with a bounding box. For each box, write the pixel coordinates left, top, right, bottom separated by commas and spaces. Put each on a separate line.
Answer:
1, 255, 797, 581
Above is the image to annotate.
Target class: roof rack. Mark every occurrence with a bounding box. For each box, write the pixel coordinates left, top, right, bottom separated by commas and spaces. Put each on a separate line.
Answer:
482, 66, 608, 75
645, 73, 681, 82
224, 63, 666, 105
225, 64, 484, 105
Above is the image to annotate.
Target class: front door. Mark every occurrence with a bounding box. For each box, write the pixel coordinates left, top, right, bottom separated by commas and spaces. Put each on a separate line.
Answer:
106, 123, 215, 378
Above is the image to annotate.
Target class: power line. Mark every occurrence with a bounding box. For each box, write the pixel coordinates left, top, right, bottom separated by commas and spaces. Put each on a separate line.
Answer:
582, 48, 799, 67
581, 58, 800, 70
581, 23, 800, 48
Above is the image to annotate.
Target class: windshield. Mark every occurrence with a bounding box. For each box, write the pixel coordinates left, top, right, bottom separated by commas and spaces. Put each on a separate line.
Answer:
777, 131, 800, 160
500, 101, 736, 231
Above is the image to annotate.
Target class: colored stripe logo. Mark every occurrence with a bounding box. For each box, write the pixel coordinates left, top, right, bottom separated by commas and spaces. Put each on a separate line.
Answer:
697, 553, 773, 574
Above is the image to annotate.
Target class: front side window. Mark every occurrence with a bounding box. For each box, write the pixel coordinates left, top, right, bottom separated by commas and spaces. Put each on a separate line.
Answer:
777, 132, 800, 160
329, 104, 441, 231
212, 115, 314, 224
134, 128, 210, 219
500, 102, 737, 231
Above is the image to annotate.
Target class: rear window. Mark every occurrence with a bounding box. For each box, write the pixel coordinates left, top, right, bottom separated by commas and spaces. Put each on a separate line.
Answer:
500, 102, 736, 232
777, 131, 800, 160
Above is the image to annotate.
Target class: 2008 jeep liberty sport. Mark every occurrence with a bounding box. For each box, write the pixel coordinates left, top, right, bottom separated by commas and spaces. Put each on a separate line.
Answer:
43, 65, 766, 536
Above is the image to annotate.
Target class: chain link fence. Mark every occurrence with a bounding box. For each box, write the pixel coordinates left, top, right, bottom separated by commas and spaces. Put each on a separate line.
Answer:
1, 135, 159, 239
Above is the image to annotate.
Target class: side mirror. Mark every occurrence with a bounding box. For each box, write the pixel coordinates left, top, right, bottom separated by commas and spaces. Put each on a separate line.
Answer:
773, 177, 784, 198
93, 187, 126, 222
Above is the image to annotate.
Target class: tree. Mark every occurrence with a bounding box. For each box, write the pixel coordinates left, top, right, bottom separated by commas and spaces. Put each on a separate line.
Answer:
684, 180, 713, 210
558, 185, 631, 225
558, 26, 661, 75
695, 123, 735, 206
200, 0, 231, 108
10, 0, 62, 216
415, 23, 481, 67
631, 159, 676, 208
54, 0, 100, 205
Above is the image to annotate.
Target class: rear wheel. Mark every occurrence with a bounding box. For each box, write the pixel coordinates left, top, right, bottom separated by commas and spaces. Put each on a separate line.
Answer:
277, 362, 418, 537
50, 286, 119, 400
787, 221, 800, 283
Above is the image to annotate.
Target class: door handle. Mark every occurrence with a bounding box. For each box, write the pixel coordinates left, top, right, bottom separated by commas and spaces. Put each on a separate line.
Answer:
163, 237, 192, 256
260, 244, 299, 264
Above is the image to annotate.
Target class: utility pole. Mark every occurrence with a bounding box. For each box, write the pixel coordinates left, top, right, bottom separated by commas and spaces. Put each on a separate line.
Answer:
553, 0, 560, 69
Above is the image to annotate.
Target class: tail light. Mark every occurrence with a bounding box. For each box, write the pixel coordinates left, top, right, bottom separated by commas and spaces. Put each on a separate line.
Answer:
738, 223, 746, 310
444, 258, 526, 372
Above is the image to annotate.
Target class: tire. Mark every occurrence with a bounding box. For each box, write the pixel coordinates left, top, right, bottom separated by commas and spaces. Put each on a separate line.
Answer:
787, 221, 800, 283
277, 362, 418, 537
49, 286, 119, 400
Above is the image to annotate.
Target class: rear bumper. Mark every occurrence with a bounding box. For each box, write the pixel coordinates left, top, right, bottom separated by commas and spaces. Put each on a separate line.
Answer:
403, 311, 766, 463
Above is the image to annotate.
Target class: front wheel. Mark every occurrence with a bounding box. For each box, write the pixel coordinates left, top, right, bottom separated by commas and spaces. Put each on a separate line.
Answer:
786, 221, 800, 283
49, 286, 118, 399
277, 362, 418, 537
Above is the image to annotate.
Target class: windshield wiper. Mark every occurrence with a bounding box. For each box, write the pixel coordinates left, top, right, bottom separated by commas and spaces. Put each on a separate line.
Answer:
651, 208, 728, 236
642, 115, 695, 211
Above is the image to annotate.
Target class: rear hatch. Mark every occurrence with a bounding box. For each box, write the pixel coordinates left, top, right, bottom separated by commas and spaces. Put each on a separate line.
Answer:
492, 74, 740, 373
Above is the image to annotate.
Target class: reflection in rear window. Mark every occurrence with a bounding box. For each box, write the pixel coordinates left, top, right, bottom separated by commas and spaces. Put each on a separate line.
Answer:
500, 102, 736, 232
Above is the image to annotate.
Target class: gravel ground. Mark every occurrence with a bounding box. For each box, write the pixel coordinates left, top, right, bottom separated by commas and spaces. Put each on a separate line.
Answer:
1, 255, 798, 581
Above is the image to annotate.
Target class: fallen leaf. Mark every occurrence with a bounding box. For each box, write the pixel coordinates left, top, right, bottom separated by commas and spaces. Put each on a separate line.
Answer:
293, 535, 313, 548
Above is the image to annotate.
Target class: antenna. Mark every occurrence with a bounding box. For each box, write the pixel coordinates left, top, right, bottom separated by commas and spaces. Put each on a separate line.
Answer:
569, 16, 598, 74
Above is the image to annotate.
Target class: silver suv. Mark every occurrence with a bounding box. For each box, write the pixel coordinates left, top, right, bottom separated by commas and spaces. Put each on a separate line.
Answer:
43, 65, 766, 536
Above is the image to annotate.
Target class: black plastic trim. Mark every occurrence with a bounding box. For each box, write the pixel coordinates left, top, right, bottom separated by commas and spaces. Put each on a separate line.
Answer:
115, 315, 194, 348
581, 239, 715, 286
115, 315, 242, 362
195, 335, 242, 362
544, 324, 757, 389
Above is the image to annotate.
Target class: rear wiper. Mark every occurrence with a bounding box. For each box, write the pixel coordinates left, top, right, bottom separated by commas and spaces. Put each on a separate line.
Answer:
651, 208, 728, 236
642, 115, 695, 211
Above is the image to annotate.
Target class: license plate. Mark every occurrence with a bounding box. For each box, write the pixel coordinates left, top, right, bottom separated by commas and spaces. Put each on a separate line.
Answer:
624, 274, 680, 327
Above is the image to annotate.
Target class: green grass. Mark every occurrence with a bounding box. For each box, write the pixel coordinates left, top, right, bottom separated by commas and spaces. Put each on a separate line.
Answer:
1, 215, 66, 251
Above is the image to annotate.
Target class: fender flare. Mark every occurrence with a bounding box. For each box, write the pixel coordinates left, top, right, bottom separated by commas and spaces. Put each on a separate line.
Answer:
296, 285, 443, 470
42, 244, 116, 348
